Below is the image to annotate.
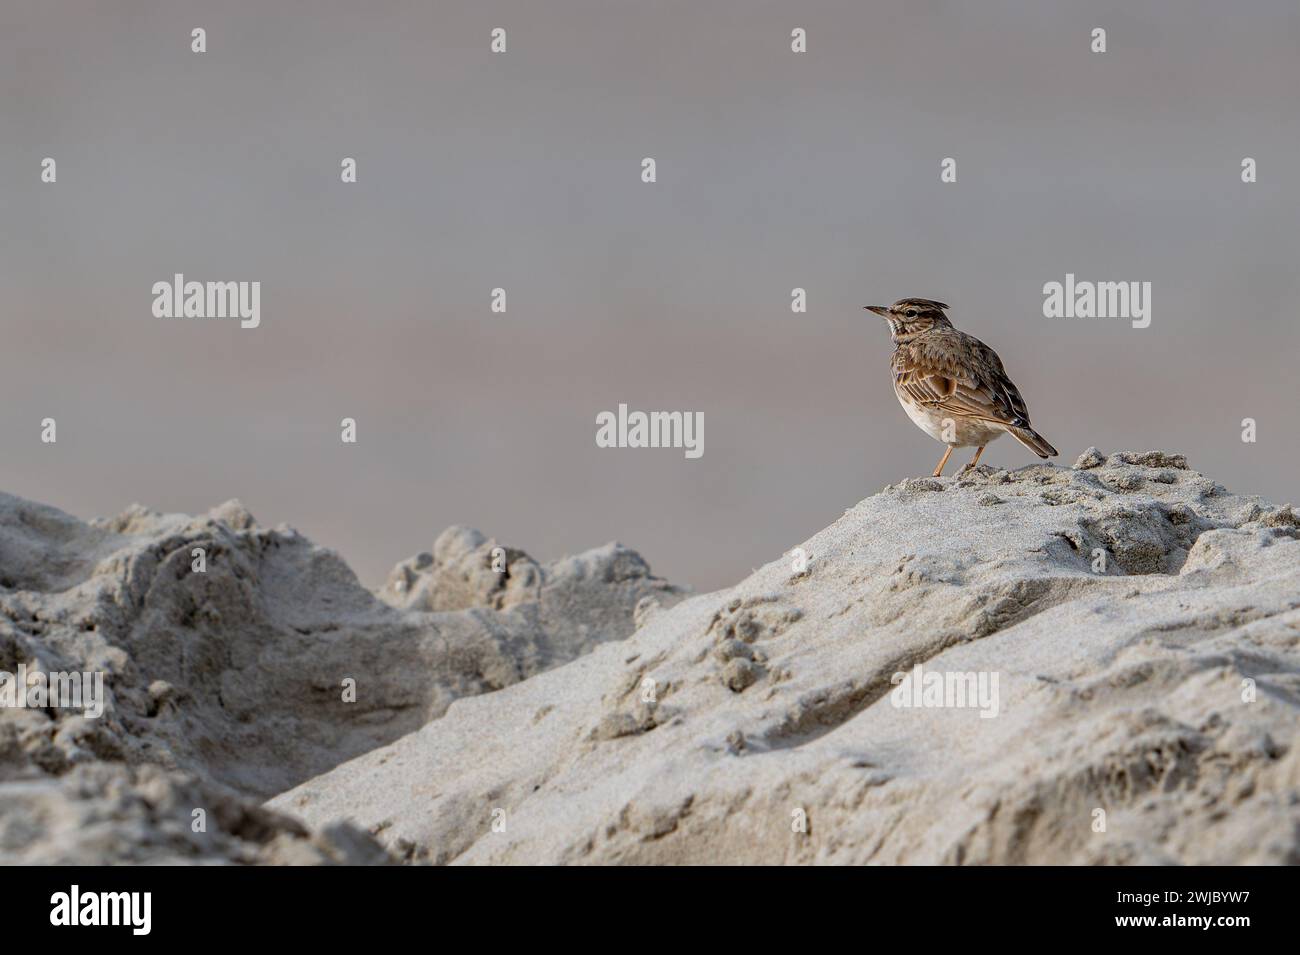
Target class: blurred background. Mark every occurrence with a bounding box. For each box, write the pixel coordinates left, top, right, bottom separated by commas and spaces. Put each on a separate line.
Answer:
2, 0, 1298, 592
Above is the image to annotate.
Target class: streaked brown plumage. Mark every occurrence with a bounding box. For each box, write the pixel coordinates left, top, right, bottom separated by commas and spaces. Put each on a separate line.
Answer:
864, 298, 1058, 477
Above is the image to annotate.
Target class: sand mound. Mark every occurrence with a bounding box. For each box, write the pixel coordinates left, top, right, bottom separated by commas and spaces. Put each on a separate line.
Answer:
0, 495, 680, 863
270, 451, 1300, 864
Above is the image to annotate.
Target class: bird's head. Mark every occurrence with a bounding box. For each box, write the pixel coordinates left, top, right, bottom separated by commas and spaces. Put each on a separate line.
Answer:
864, 298, 952, 342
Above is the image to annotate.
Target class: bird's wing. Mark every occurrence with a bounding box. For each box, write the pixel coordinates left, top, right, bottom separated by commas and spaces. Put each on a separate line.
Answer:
892, 333, 1032, 428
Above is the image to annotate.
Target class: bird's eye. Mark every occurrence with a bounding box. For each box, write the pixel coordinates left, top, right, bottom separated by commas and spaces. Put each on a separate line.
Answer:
905, 309, 917, 318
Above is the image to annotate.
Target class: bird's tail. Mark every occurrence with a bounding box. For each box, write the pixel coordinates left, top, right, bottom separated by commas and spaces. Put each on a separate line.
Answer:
1006, 425, 1058, 459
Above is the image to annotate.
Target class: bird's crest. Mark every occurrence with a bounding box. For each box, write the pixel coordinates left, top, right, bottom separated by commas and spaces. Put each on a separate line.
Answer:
891, 298, 949, 313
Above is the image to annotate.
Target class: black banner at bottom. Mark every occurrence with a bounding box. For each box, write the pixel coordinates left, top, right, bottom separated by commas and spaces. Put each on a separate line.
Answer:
3, 864, 1289, 942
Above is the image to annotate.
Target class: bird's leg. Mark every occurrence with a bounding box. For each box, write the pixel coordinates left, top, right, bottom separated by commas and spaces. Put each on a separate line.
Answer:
960, 445, 986, 473
932, 446, 954, 477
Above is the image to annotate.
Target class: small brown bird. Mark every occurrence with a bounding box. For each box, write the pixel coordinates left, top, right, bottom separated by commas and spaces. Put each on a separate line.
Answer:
864, 298, 1058, 477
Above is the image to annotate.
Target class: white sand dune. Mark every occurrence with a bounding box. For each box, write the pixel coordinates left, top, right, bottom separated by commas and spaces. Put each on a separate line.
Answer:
3, 450, 1297, 864
272, 450, 1300, 864
0, 498, 680, 863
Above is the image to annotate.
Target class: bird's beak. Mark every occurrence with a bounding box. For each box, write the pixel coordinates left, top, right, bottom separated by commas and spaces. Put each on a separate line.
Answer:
864, 305, 890, 318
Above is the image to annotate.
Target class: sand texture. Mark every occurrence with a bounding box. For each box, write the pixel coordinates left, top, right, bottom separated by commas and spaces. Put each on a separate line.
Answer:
4, 450, 1298, 864
0, 497, 680, 863
272, 451, 1300, 864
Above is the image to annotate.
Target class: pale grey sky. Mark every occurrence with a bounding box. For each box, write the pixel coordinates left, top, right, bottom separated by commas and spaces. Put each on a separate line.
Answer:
3, 1, 1297, 591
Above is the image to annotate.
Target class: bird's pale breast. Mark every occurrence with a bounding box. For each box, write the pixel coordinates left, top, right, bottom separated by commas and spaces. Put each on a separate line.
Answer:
894, 386, 1006, 448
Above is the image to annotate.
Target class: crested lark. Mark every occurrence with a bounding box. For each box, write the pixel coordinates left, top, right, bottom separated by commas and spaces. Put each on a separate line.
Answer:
864, 298, 1058, 477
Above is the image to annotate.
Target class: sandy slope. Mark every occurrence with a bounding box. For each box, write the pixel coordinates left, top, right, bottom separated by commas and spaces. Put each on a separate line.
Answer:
0, 498, 679, 863
271, 451, 1300, 864
4, 450, 1296, 864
